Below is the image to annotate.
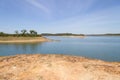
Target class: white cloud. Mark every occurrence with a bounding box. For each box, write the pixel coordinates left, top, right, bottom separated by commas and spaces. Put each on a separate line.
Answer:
25, 0, 50, 14
40, 5, 120, 34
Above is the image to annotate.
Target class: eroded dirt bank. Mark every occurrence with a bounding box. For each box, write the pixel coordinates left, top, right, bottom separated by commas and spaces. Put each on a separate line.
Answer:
0, 54, 120, 80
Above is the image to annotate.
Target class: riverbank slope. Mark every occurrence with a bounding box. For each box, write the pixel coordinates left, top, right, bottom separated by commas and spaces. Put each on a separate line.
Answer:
0, 54, 120, 80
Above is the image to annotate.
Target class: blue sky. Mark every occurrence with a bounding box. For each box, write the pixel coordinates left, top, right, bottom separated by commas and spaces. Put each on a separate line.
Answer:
0, 0, 120, 34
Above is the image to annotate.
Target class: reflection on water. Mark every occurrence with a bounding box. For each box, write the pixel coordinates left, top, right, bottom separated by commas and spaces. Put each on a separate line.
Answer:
14, 43, 41, 53
0, 42, 44, 55
0, 36, 120, 62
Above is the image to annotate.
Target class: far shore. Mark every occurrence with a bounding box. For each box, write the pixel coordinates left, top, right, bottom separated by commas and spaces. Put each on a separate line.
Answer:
0, 37, 50, 43
61, 35, 85, 38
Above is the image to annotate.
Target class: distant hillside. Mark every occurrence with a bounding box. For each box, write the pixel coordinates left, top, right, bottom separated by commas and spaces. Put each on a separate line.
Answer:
41, 33, 120, 36
86, 33, 120, 36
41, 33, 85, 36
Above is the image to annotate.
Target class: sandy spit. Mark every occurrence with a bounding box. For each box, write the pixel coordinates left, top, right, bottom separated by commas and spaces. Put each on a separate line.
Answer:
61, 36, 85, 38
0, 37, 50, 43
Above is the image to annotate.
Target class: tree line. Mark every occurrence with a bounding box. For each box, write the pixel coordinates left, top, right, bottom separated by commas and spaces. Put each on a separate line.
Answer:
0, 29, 41, 37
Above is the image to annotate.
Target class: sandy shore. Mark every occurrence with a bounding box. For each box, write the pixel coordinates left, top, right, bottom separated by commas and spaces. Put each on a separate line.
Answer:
0, 37, 50, 43
0, 54, 120, 80
62, 36, 85, 38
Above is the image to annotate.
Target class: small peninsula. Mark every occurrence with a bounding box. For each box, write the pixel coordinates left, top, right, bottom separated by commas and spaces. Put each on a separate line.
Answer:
0, 30, 50, 43
0, 37, 49, 43
42, 33, 85, 38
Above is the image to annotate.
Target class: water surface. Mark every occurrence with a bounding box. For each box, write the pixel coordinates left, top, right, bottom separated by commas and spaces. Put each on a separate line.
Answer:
0, 36, 120, 62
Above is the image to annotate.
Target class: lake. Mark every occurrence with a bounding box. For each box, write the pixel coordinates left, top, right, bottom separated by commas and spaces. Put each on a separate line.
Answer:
0, 36, 120, 62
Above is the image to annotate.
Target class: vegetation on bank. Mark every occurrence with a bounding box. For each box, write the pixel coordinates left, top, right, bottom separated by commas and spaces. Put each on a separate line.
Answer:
1, 30, 120, 37
0, 29, 41, 37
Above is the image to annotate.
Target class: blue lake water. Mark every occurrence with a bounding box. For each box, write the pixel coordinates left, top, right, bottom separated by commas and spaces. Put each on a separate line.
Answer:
0, 36, 120, 62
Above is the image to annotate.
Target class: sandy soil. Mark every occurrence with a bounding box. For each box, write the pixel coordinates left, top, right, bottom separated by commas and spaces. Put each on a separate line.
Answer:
0, 54, 120, 80
0, 37, 50, 43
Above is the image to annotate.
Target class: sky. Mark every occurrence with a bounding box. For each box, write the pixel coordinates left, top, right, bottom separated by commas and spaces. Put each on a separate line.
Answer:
0, 0, 120, 34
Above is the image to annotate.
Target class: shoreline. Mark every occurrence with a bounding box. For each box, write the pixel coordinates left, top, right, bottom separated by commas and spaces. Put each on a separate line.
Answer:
61, 35, 85, 38
0, 54, 119, 62
0, 37, 50, 43
0, 54, 120, 80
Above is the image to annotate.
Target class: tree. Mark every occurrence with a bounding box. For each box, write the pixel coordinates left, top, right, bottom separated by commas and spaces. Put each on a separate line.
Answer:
29, 30, 34, 35
29, 30, 37, 36
21, 29, 27, 36
34, 31, 37, 35
15, 30, 19, 36
0, 32, 4, 36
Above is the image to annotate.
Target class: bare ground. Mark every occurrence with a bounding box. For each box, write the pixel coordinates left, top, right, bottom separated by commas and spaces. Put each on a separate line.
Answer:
0, 54, 120, 80
0, 37, 50, 43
